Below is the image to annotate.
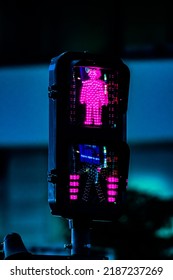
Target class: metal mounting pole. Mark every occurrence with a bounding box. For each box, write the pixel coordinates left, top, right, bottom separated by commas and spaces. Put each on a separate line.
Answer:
68, 219, 91, 258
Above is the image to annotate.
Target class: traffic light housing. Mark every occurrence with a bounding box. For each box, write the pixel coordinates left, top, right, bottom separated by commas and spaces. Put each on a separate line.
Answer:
48, 51, 130, 221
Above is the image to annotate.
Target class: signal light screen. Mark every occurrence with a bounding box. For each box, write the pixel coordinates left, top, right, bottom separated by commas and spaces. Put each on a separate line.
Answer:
68, 144, 127, 204
69, 66, 119, 128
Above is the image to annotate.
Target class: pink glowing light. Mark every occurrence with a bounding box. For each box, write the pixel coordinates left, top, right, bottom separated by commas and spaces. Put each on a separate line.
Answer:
107, 176, 119, 183
70, 174, 80, 180
69, 188, 79, 193
97, 167, 101, 172
69, 181, 79, 186
108, 197, 116, 202
107, 183, 118, 189
69, 174, 80, 200
70, 195, 78, 200
107, 190, 118, 196
107, 177, 118, 202
80, 68, 108, 126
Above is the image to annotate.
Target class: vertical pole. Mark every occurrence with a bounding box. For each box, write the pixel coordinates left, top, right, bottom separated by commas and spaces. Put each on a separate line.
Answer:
69, 219, 91, 257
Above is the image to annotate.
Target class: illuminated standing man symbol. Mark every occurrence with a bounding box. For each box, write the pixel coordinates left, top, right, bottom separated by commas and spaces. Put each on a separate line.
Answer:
80, 68, 108, 126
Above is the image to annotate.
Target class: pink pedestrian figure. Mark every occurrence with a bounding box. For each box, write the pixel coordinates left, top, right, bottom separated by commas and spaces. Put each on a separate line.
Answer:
80, 68, 108, 125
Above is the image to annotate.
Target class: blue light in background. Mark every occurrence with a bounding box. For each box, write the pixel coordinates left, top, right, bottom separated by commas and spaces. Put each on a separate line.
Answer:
0, 65, 49, 146
129, 173, 173, 199
125, 59, 173, 143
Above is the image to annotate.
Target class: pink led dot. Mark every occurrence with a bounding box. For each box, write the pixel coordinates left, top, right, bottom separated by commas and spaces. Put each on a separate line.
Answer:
108, 197, 116, 203
70, 174, 80, 180
107, 177, 119, 183
70, 195, 78, 200
69, 181, 79, 186
69, 188, 79, 193
107, 190, 118, 196
107, 183, 118, 189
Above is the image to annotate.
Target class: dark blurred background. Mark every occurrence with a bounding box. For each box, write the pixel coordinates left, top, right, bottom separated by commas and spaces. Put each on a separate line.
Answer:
0, 1, 173, 260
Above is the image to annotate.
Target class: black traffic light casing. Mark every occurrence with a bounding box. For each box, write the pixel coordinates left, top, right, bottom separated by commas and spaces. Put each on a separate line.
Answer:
48, 51, 130, 221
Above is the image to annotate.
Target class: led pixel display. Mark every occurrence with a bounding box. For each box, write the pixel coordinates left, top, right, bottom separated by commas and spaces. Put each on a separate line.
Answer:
69, 66, 119, 128
68, 144, 124, 204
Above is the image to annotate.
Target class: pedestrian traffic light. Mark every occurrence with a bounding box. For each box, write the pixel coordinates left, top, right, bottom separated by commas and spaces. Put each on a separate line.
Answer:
48, 51, 130, 221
